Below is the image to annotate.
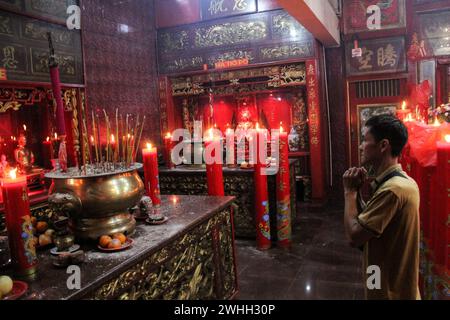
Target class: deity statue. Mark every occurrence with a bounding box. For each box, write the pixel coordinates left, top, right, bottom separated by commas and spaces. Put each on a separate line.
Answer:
14, 134, 34, 174
58, 135, 68, 172
0, 154, 9, 177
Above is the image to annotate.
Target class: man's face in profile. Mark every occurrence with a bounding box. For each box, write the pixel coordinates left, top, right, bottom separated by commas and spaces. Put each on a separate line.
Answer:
360, 126, 379, 167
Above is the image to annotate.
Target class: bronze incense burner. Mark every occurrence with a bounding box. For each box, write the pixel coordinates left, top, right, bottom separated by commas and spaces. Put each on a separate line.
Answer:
46, 164, 144, 240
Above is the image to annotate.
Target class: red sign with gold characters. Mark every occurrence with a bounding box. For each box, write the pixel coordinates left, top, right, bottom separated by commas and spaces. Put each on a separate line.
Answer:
215, 58, 249, 69
306, 60, 325, 200
0, 68, 7, 80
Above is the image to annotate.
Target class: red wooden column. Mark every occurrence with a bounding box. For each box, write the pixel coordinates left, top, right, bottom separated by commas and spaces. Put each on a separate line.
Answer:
306, 60, 326, 200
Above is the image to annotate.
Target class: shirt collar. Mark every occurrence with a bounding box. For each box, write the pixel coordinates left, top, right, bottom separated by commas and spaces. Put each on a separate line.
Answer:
370, 164, 403, 191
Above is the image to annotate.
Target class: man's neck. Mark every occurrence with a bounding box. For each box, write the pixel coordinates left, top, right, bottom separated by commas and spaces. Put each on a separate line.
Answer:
373, 157, 398, 177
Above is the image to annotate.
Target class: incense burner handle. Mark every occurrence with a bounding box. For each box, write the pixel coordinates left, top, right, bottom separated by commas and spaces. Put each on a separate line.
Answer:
48, 192, 82, 219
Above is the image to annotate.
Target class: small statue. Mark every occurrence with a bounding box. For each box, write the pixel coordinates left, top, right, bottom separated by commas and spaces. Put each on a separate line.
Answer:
0, 154, 9, 178
58, 135, 67, 172
140, 196, 164, 221
14, 134, 34, 174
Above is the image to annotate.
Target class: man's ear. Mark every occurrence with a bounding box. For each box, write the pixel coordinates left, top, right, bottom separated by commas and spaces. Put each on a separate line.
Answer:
379, 139, 390, 153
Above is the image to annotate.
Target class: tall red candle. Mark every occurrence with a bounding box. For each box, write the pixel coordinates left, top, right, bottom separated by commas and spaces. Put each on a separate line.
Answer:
276, 126, 292, 248
435, 135, 450, 268
205, 130, 224, 196
1, 169, 38, 277
142, 143, 161, 206
254, 126, 271, 250
42, 137, 53, 170
164, 133, 175, 169
226, 128, 235, 167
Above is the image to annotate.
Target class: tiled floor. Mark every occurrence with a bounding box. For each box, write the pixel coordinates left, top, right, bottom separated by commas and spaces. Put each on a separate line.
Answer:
235, 205, 365, 300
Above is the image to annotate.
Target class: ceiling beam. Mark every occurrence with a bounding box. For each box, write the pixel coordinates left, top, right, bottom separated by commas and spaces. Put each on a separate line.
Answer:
277, 0, 340, 47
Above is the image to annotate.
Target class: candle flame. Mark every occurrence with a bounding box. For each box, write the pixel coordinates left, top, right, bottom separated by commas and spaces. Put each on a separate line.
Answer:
23, 124, 26, 131
172, 196, 178, 204
9, 168, 17, 179
111, 134, 115, 144
256, 123, 260, 130
165, 132, 171, 139
402, 101, 406, 110
445, 135, 450, 143
54, 133, 58, 140
146, 143, 152, 150
90, 135, 94, 143
46, 136, 50, 142
433, 117, 441, 127
280, 125, 284, 134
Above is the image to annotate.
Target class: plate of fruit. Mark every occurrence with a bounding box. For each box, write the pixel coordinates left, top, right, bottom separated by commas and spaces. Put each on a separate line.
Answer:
0, 275, 28, 300
97, 233, 132, 252
31, 218, 55, 250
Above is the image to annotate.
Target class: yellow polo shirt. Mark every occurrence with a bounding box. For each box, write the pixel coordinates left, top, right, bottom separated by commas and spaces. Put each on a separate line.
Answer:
357, 164, 421, 300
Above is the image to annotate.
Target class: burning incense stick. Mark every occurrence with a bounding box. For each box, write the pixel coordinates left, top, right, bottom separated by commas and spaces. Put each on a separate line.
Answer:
92, 111, 99, 164
133, 115, 145, 162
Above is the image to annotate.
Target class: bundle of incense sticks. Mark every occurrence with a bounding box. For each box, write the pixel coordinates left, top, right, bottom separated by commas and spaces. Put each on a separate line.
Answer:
81, 108, 146, 172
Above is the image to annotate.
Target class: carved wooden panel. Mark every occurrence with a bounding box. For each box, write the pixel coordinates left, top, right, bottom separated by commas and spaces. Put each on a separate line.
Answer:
89, 209, 237, 300
157, 9, 315, 74
0, 0, 79, 25
0, 10, 83, 83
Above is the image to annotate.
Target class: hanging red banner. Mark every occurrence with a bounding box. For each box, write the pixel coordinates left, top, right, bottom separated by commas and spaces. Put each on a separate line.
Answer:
306, 60, 325, 200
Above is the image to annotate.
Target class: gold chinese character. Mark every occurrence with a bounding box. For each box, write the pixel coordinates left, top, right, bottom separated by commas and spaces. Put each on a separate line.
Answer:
233, 0, 248, 11
308, 78, 316, 87
358, 47, 373, 71
308, 90, 316, 100
309, 101, 316, 111
311, 137, 319, 145
307, 64, 315, 75
2, 46, 18, 69
377, 44, 397, 67
209, 0, 228, 15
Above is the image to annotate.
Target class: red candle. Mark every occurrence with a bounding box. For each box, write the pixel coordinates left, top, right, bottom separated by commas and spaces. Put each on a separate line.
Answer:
204, 129, 224, 196
226, 128, 235, 167
42, 137, 53, 170
164, 132, 174, 169
435, 135, 450, 268
1, 169, 38, 277
276, 125, 292, 248
142, 143, 161, 206
254, 125, 271, 250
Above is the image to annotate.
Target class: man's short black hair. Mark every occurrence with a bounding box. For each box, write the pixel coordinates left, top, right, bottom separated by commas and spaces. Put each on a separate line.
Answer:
365, 114, 408, 157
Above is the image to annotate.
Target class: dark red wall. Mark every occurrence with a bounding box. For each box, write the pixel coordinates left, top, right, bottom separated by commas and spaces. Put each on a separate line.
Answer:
81, 0, 160, 149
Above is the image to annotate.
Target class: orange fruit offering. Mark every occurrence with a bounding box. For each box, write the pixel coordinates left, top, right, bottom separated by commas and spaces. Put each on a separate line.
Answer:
99, 235, 112, 248
36, 221, 48, 233
108, 239, 122, 249
112, 233, 127, 244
